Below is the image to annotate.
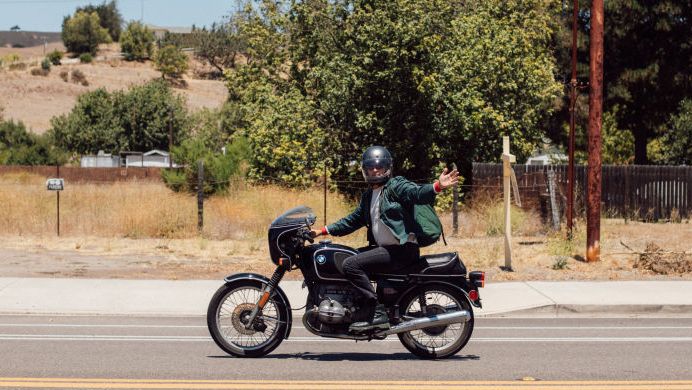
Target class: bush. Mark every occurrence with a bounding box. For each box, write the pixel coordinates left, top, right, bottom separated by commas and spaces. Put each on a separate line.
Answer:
154, 45, 188, 80
62, 11, 111, 55
79, 53, 93, 63
71, 69, 89, 86
47, 50, 63, 65
49, 79, 189, 155
59, 70, 69, 82
8, 62, 26, 71
30, 67, 49, 76
120, 21, 155, 61
0, 119, 67, 165
41, 58, 51, 70
162, 136, 250, 195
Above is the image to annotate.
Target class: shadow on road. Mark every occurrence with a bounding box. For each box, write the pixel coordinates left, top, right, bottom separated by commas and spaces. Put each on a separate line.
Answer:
209, 353, 480, 361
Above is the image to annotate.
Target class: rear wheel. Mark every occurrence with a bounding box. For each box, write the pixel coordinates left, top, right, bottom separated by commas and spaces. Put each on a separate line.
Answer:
397, 284, 474, 359
207, 280, 288, 358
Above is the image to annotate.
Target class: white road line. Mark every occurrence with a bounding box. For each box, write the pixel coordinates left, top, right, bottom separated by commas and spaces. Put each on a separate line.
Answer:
2, 334, 692, 342
2, 323, 692, 330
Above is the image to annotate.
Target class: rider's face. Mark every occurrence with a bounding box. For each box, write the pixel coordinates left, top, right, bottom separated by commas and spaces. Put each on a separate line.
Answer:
367, 166, 385, 177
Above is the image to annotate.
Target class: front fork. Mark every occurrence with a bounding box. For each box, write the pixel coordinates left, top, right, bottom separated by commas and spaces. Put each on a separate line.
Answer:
245, 263, 288, 330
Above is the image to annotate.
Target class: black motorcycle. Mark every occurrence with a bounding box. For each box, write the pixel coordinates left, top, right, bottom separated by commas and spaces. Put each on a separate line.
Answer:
207, 206, 485, 359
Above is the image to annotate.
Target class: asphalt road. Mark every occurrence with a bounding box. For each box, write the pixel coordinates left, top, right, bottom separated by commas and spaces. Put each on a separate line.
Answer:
1, 315, 691, 389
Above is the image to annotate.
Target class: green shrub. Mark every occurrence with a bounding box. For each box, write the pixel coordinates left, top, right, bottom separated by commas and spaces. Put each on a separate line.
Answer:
79, 53, 93, 63
0, 120, 67, 165
551, 256, 569, 270
41, 58, 51, 71
120, 21, 155, 61
162, 136, 250, 195
47, 50, 63, 65
154, 45, 188, 79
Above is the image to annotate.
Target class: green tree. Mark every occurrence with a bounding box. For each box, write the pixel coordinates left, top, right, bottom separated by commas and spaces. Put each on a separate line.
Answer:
61, 11, 112, 55
120, 21, 155, 61
50, 80, 188, 154
225, 0, 562, 186
155, 45, 189, 80
550, 0, 691, 164
0, 120, 66, 165
650, 99, 692, 165
190, 21, 247, 75
76, 0, 124, 41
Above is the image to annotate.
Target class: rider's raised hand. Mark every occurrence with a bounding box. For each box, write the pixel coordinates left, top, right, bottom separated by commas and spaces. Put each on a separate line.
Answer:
438, 167, 459, 190
310, 229, 322, 238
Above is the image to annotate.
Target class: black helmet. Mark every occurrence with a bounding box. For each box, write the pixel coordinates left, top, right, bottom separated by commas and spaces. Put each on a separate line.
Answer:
361, 146, 393, 184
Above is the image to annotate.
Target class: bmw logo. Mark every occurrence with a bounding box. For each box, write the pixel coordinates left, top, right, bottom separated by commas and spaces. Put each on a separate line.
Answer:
316, 255, 326, 265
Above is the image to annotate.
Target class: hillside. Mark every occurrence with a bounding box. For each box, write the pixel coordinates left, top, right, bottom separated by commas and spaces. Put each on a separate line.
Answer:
0, 43, 228, 134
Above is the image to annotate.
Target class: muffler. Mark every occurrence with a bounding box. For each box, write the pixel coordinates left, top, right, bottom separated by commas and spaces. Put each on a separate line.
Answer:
374, 310, 471, 337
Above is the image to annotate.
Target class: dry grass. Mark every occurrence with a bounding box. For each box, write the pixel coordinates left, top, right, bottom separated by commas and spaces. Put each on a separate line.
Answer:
0, 173, 360, 241
1, 173, 689, 281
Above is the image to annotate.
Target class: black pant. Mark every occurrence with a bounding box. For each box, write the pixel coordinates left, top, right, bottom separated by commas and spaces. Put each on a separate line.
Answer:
342, 243, 420, 302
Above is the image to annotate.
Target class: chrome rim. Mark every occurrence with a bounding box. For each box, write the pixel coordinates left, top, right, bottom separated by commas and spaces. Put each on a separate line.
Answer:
402, 290, 466, 353
216, 286, 280, 350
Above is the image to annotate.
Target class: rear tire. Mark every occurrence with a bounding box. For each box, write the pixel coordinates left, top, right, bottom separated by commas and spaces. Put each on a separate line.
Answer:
397, 284, 474, 359
207, 280, 288, 358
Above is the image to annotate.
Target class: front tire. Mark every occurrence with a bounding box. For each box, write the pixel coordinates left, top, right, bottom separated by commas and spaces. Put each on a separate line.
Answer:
207, 280, 288, 358
397, 284, 474, 359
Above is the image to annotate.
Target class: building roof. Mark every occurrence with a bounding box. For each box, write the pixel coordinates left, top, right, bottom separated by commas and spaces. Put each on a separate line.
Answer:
143, 150, 169, 157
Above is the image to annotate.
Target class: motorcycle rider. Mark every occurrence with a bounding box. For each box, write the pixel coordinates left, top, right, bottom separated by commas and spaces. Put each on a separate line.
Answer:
311, 146, 459, 331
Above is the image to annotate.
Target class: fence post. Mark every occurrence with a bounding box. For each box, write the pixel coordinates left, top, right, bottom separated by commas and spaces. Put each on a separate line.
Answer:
502, 136, 516, 271
197, 160, 204, 233
547, 170, 560, 230
452, 162, 459, 236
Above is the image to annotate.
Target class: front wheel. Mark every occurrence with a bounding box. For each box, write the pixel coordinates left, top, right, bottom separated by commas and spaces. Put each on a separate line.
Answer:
207, 280, 288, 358
397, 284, 474, 359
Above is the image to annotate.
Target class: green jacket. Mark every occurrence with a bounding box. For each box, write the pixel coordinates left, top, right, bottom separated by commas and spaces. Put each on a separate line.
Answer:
327, 176, 437, 246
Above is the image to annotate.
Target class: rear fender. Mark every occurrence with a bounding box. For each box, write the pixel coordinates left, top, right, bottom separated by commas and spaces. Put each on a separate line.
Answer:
223, 273, 293, 339
397, 280, 480, 309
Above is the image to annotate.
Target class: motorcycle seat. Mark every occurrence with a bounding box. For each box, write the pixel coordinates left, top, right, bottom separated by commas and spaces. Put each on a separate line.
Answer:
374, 252, 466, 277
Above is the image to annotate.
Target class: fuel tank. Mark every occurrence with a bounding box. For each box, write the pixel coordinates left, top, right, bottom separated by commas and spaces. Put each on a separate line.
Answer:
300, 241, 357, 282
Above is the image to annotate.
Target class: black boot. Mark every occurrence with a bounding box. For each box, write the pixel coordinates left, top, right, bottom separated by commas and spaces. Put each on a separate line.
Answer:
349, 300, 389, 332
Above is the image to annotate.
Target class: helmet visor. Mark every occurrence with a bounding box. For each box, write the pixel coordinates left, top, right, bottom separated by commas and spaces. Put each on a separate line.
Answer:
362, 158, 391, 171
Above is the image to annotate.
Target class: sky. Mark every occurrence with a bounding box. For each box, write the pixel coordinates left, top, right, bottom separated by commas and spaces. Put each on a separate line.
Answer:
0, 0, 236, 32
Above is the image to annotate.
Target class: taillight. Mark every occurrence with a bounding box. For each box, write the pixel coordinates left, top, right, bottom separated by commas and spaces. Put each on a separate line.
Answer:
468, 289, 479, 301
469, 271, 485, 288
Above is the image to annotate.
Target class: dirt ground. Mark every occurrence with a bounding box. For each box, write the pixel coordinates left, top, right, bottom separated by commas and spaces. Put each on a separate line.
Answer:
0, 219, 689, 281
0, 43, 227, 133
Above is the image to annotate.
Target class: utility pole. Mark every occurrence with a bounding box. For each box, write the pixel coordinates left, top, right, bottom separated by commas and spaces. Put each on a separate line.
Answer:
567, 0, 579, 238
586, 0, 604, 262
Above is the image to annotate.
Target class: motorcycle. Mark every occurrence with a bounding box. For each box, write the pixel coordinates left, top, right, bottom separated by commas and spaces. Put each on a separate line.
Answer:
207, 206, 485, 359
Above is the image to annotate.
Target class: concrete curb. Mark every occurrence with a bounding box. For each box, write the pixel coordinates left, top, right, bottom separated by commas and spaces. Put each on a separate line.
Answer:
481, 304, 692, 317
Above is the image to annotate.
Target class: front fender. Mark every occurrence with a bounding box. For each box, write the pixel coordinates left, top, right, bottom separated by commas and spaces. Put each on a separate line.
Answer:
223, 273, 293, 339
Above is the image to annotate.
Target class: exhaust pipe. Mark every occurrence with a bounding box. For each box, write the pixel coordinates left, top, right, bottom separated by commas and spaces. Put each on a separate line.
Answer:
374, 310, 471, 337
